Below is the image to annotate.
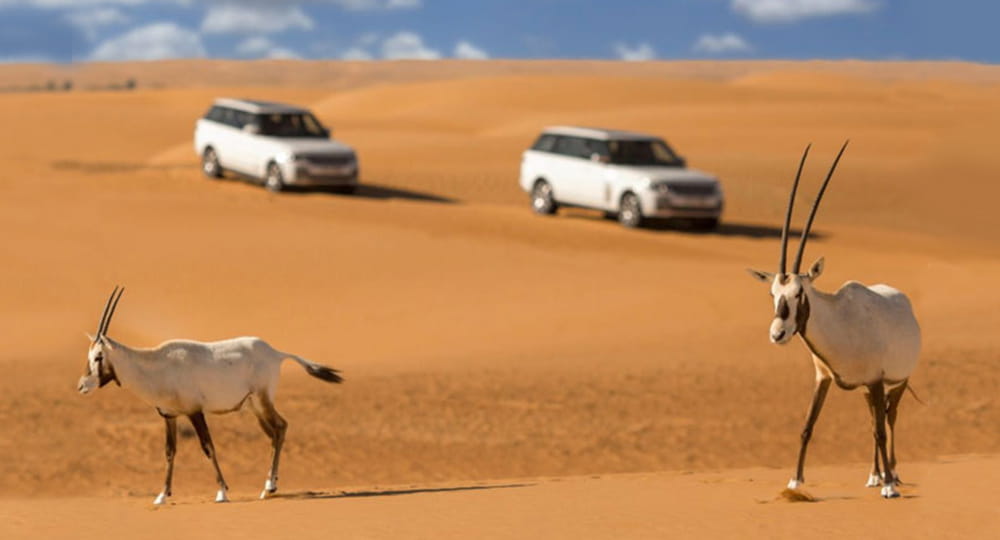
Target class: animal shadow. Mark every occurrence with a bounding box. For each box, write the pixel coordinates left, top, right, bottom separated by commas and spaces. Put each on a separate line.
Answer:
276, 482, 532, 500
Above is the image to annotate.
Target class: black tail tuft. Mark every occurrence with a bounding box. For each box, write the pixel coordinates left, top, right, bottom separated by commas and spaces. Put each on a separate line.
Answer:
306, 364, 344, 384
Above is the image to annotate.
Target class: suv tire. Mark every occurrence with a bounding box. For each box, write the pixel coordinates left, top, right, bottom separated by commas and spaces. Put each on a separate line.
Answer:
202, 148, 222, 179
531, 180, 557, 215
618, 193, 643, 228
264, 162, 285, 192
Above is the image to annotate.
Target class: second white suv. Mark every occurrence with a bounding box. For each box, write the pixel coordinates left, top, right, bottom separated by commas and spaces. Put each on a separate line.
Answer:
519, 126, 723, 228
194, 98, 359, 193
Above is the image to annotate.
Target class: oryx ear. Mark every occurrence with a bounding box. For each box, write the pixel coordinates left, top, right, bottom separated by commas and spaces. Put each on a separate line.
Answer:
746, 268, 774, 283
807, 257, 825, 280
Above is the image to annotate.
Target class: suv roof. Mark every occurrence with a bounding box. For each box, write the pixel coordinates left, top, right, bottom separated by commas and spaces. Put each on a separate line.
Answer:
541, 126, 658, 141
213, 98, 308, 115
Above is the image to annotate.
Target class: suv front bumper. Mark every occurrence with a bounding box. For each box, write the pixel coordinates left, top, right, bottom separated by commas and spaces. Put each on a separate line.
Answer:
287, 163, 359, 187
641, 192, 724, 219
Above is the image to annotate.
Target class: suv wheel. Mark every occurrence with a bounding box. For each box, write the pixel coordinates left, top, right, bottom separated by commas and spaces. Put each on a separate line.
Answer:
618, 193, 643, 228
531, 181, 557, 215
202, 148, 222, 179
264, 162, 285, 192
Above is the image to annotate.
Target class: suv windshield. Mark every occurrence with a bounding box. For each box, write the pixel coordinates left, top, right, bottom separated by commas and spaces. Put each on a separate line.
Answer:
608, 139, 682, 166
256, 113, 327, 138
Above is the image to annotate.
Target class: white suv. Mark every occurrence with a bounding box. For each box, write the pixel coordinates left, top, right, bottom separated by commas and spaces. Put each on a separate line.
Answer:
194, 98, 359, 193
519, 126, 723, 228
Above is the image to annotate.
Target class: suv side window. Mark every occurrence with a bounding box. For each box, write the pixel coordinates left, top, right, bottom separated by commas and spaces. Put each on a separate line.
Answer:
553, 136, 592, 159
205, 106, 225, 122
585, 139, 610, 160
231, 110, 251, 129
531, 134, 557, 152
218, 107, 237, 128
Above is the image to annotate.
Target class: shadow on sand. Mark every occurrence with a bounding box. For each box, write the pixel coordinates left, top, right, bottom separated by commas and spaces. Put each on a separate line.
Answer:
564, 212, 827, 240
273, 482, 532, 501
282, 183, 456, 204
51, 160, 191, 174
51, 160, 457, 204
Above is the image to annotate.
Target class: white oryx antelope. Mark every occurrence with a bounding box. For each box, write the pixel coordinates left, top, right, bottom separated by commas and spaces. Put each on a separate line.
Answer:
77, 286, 343, 505
747, 142, 921, 499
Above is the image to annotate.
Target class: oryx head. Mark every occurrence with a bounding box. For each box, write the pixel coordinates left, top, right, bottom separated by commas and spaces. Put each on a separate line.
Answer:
748, 142, 848, 345
78, 286, 124, 395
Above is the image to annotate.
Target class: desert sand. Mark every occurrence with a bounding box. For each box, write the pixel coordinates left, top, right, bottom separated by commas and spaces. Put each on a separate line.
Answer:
0, 60, 998, 538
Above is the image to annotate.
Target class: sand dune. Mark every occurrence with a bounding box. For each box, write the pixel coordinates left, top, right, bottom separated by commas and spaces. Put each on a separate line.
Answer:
0, 60, 998, 537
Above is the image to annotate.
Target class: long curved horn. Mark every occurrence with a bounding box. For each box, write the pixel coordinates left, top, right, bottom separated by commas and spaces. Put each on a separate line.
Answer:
792, 140, 849, 273
95, 286, 119, 339
100, 286, 125, 337
779, 144, 811, 274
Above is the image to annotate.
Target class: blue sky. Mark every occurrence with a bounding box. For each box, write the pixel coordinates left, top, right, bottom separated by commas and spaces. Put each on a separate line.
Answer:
0, 1, 997, 64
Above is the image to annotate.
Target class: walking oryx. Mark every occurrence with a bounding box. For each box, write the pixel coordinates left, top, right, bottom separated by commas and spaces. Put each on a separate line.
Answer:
747, 142, 921, 499
77, 286, 343, 505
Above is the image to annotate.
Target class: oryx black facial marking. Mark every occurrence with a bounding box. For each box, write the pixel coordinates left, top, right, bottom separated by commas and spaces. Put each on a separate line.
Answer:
777, 296, 790, 320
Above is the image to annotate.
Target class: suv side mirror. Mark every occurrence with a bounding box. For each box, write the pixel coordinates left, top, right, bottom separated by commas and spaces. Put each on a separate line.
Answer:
243, 123, 260, 135
321, 127, 331, 138
590, 153, 609, 164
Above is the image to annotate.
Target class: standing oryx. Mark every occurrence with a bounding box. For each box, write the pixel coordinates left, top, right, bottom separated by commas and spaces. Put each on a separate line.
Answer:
77, 286, 343, 505
747, 142, 921, 499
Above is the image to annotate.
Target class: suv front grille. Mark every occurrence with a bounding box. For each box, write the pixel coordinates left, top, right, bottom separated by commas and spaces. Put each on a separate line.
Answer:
302, 154, 354, 167
667, 183, 716, 196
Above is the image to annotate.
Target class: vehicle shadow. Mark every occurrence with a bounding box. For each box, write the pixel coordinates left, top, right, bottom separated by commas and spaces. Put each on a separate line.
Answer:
564, 212, 827, 240
272, 482, 532, 501
647, 219, 826, 240
287, 183, 456, 204
51, 160, 192, 174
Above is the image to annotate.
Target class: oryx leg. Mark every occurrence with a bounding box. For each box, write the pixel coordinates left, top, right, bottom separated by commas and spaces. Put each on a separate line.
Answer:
188, 412, 229, 502
867, 383, 899, 499
886, 381, 907, 483
789, 375, 832, 489
154, 414, 177, 505
250, 392, 288, 499
864, 392, 883, 487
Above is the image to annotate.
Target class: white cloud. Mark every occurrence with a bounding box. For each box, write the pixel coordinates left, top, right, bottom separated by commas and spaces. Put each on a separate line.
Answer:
201, 3, 314, 34
337, 32, 483, 61
331, 0, 421, 10
235, 36, 300, 59
454, 40, 488, 60
89, 22, 205, 61
381, 31, 440, 60
614, 42, 655, 61
357, 32, 380, 47
340, 46, 373, 61
731, 0, 878, 23
66, 7, 129, 41
693, 33, 752, 54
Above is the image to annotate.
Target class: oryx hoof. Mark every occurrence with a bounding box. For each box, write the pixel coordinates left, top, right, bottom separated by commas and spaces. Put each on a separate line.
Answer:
260, 479, 278, 499
865, 473, 883, 488
880, 484, 900, 499
215, 489, 229, 503
786, 478, 803, 490
153, 492, 170, 505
